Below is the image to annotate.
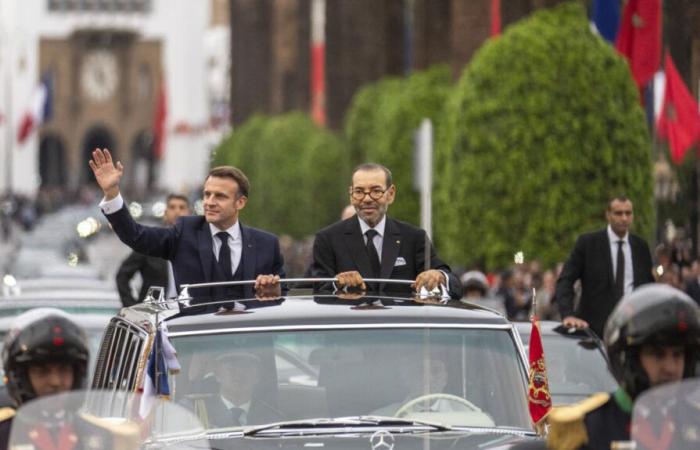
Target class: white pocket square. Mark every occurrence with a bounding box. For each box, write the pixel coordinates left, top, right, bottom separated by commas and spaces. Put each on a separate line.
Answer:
394, 257, 407, 267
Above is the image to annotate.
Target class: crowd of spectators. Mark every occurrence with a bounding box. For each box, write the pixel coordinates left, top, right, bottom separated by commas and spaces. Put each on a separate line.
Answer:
456, 261, 562, 322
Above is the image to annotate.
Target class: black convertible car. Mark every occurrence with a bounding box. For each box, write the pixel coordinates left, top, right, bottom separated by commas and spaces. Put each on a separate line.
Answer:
92, 281, 540, 448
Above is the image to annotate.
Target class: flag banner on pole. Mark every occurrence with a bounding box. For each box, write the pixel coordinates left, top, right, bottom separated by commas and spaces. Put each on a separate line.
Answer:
153, 79, 167, 160
138, 323, 180, 418
657, 55, 700, 165
17, 73, 53, 144
528, 315, 552, 426
615, 0, 662, 89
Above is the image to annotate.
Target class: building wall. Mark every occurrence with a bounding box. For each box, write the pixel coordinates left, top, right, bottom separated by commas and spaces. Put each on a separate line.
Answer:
0, 0, 214, 198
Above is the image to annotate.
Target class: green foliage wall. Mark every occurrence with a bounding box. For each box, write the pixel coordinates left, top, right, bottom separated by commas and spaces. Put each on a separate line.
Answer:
211, 113, 349, 238
344, 65, 453, 224
435, 1, 653, 269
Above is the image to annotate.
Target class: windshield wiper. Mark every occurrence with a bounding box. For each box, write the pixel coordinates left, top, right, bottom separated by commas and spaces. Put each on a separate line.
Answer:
241, 415, 452, 437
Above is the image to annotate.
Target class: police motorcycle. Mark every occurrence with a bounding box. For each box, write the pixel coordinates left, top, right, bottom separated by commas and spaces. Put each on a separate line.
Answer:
8, 390, 210, 450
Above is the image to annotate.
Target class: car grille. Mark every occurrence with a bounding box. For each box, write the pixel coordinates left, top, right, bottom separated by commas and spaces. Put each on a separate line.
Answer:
92, 318, 148, 391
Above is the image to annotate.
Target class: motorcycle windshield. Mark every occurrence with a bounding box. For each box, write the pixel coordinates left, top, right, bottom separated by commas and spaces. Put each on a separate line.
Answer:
631, 378, 700, 450
8, 390, 210, 449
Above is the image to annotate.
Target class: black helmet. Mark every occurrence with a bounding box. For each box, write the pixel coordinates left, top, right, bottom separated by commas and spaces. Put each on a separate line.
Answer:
604, 284, 700, 399
2, 308, 89, 406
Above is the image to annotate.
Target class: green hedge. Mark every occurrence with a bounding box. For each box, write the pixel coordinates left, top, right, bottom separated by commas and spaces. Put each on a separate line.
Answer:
435, 1, 653, 269
211, 113, 349, 238
344, 65, 453, 224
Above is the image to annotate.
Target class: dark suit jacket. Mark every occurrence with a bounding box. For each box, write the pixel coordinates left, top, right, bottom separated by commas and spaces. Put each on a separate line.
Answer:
105, 205, 285, 301
310, 216, 462, 299
115, 251, 169, 306
555, 229, 654, 337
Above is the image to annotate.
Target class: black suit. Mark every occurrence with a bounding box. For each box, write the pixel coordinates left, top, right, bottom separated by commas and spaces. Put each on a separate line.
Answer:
310, 216, 462, 299
555, 229, 654, 337
115, 251, 169, 306
105, 205, 285, 301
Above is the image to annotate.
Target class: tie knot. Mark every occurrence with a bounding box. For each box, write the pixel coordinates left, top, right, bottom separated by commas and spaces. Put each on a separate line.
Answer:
365, 229, 379, 240
617, 239, 624, 247
216, 231, 229, 244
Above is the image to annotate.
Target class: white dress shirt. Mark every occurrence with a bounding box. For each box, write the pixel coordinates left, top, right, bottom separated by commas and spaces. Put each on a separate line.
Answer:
607, 225, 633, 296
98, 193, 125, 214
210, 222, 242, 275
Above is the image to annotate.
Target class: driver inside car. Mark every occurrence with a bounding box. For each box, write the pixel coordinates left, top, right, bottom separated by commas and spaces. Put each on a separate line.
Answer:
183, 351, 284, 428
372, 355, 472, 416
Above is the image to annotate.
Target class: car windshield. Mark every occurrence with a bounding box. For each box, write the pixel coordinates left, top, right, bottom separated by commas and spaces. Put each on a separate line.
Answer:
169, 327, 530, 431
541, 334, 618, 404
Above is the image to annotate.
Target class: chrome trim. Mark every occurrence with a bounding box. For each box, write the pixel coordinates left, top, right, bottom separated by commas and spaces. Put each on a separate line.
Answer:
180, 278, 415, 290
510, 323, 530, 375
167, 322, 515, 337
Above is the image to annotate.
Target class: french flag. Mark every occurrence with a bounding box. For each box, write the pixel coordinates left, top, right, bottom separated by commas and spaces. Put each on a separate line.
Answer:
17, 73, 53, 144
138, 323, 180, 418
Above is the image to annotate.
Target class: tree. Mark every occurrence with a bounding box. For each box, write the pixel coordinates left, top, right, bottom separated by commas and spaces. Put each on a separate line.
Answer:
211, 113, 349, 238
435, 1, 653, 269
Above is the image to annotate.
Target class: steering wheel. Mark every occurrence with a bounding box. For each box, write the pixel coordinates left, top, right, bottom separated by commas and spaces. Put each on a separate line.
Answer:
394, 393, 481, 417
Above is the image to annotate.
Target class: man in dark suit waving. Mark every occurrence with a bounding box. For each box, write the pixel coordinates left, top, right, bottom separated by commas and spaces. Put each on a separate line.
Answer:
555, 196, 654, 337
89, 148, 283, 301
310, 163, 461, 299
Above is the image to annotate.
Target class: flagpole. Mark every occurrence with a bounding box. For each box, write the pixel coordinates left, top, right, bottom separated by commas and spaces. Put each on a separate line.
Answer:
2, 23, 14, 242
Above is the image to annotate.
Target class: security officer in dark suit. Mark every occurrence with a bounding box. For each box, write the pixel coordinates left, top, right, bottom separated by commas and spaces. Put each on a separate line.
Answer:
555, 196, 655, 337
546, 284, 700, 450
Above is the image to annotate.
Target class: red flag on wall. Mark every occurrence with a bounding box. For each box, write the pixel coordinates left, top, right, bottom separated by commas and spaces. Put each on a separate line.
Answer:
153, 79, 167, 160
528, 316, 552, 426
615, 0, 662, 89
657, 55, 700, 165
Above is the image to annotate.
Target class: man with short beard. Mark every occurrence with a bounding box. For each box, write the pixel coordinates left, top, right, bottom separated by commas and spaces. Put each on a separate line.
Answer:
309, 163, 461, 299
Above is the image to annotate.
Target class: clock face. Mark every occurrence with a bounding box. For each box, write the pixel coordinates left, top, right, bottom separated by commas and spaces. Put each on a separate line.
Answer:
81, 50, 119, 102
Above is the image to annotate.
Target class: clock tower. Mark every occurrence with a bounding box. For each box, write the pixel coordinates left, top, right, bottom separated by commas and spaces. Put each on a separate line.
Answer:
38, 30, 163, 197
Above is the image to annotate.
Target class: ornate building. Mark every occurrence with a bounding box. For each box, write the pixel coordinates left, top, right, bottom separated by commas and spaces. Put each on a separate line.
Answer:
39, 29, 162, 197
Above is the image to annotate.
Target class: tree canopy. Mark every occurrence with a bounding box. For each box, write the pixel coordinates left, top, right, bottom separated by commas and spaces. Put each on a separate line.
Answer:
435, 0, 653, 269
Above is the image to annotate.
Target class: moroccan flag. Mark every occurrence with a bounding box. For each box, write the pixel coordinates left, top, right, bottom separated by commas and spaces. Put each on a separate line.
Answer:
152, 79, 167, 160
615, 0, 662, 89
528, 316, 551, 425
657, 55, 700, 165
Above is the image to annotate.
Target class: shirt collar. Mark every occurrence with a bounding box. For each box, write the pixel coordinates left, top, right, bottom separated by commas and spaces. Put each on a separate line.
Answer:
210, 221, 241, 241
358, 215, 386, 237
607, 225, 628, 244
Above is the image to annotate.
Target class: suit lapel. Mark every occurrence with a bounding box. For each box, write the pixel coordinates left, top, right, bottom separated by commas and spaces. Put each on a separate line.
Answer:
601, 230, 614, 287
198, 223, 214, 282
380, 218, 401, 279
343, 219, 373, 277
241, 223, 256, 297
